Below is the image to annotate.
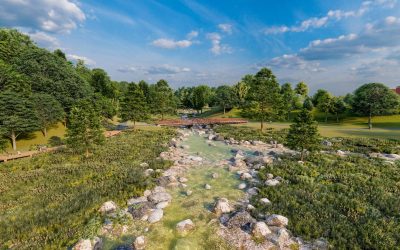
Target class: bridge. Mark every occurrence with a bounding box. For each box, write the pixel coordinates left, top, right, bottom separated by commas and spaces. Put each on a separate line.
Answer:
156, 118, 248, 127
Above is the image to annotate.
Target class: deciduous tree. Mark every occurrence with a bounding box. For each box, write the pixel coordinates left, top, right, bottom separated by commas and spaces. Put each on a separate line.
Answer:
215, 85, 236, 114
32, 93, 65, 137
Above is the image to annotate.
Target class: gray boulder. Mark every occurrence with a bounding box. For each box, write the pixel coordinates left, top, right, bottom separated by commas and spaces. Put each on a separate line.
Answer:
148, 192, 172, 203
176, 219, 195, 234
148, 209, 164, 223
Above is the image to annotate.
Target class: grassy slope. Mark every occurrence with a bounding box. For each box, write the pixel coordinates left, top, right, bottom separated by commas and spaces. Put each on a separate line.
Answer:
0, 129, 175, 249
203, 107, 400, 139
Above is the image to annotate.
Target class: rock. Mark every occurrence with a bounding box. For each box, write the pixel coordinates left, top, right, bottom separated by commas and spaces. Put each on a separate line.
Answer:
168, 138, 178, 147
148, 192, 172, 203
271, 228, 290, 247
176, 219, 195, 234
180, 145, 190, 149
208, 134, 215, 140
73, 239, 92, 250
188, 156, 203, 162
240, 172, 252, 180
212, 172, 219, 179
140, 162, 149, 168
266, 173, 274, 179
265, 179, 280, 186
185, 190, 192, 196
261, 157, 273, 164
92, 237, 102, 250
148, 209, 164, 223
214, 135, 225, 141
226, 211, 256, 230
99, 201, 117, 214
246, 187, 259, 196
143, 190, 152, 197
179, 183, 188, 189
322, 140, 333, 147
252, 222, 271, 237
144, 168, 154, 176
260, 198, 271, 205
128, 202, 153, 219
232, 159, 246, 168
238, 183, 246, 190
247, 204, 255, 211
179, 177, 188, 183
152, 186, 166, 193
213, 198, 233, 215
266, 214, 288, 227
133, 235, 146, 250
156, 201, 169, 209
127, 196, 147, 206
205, 184, 212, 190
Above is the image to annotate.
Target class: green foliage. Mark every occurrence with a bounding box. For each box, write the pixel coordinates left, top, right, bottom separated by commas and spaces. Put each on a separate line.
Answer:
285, 109, 321, 160
0, 91, 39, 150
313, 89, 333, 122
295, 81, 308, 96
192, 85, 212, 113
31, 93, 65, 137
92, 93, 117, 120
66, 100, 105, 157
0, 59, 31, 94
303, 97, 314, 111
150, 79, 177, 119
329, 96, 347, 122
352, 83, 400, 129
120, 83, 149, 126
90, 68, 117, 99
242, 68, 282, 130
233, 80, 250, 108
281, 83, 295, 120
215, 85, 237, 114
255, 154, 400, 249
323, 137, 400, 154
0, 129, 175, 249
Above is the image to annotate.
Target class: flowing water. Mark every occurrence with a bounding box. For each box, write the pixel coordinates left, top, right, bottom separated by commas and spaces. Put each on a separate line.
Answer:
104, 133, 252, 250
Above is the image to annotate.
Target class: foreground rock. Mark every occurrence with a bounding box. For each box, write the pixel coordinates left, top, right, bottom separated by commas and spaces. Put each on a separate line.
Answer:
252, 222, 271, 237
73, 237, 102, 250
213, 198, 233, 215
176, 219, 195, 234
148, 209, 164, 223
133, 236, 146, 250
147, 192, 172, 203
99, 201, 117, 214
266, 214, 288, 227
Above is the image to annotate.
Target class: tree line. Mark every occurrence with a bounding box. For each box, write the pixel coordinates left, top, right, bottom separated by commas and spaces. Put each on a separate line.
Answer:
0, 28, 399, 153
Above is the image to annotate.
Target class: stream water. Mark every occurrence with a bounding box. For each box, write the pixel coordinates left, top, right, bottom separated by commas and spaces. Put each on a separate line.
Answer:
104, 132, 253, 250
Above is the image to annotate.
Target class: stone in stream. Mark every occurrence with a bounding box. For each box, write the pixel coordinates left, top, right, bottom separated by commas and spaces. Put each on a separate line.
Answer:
133, 235, 146, 250
99, 201, 117, 214
148, 209, 164, 223
238, 183, 246, 190
213, 198, 233, 215
266, 214, 288, 227
176, 219, 196, 234
252, 222, 272, 237
240, 172, 252, 180
205, 184, 212, 190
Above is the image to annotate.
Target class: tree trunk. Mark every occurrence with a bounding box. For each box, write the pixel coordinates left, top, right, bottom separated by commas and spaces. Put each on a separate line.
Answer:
300, 150, 304, 161
287, 112, 290, 121
260, 119, 264, 132
325, 111, 328, 123
336, 113, 339, 123
223, 107, 226, 114
85, 148, 89, 158
133, 120, 136, 130
368, 112, 372, 130
161, 113, 164, 120
11, 130, 17, 151
42, 127, 47, 137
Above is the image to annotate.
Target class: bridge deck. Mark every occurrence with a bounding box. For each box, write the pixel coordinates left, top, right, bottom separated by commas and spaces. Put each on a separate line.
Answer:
156, 118, 248, 127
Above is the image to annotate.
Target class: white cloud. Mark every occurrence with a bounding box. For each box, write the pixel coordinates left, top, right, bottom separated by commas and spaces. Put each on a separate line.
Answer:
23, 30, 60, 48
187, 30, 199, 39
264, 0, 397, 34
152, 38, 192, 49
118, 64, 190, 75
67, 54, 96, 66
218, 23, 233, 34
0, 0, 85, 33
206, 32, 232, 55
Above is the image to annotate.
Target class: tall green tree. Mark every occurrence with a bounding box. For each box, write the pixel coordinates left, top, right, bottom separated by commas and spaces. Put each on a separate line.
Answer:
65, 100, 105, 157
330, 97, 347, 123
352, 83, 400, 129
150, 79, 176, 119
303, 96, 314, 111
138, 80, 151, 103
233, 80, 250, 108
191, 85, 211, 113
313, 90, 333, 122
215, 85, 237, 114
0, 91, 39, 150
286, 109, 320, 161
90, 68, 117, 99
243, 68, 282, 131
295, 82, 309, 97
32, 93, 65, 137
120, 83, 149, 128
280, 83, 295, 120
0, 60, 31, 93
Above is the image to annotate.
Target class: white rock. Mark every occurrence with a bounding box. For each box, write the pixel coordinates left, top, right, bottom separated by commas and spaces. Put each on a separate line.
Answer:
73, 239, 92, 250
156, 201, 169, 209
266, 173, 274, 179
247, 187, 259, 196
99, 201, 117, 214
148, 209, 164, 223
265, 179, 280, 186
133, 235, 146, 250
143, 190, 152, 197
148, 192, 172, 203
212, 173, 219, 179
247, 204, 255, 211
240, 172, 252, 180
176, 219, 195, 234
252, 222, 272, 237
186, 190, 192, 196
179, 177, 188, 183
213, 198, 233, 215
238, 183, 246, 190
266, 214, 288, 227
260, 198, 271, 205
140, 162, 149, 168
205, 184, 212, 190
272, 228, 290, 246
127, 196, 147, 206
152, 186, 166, 193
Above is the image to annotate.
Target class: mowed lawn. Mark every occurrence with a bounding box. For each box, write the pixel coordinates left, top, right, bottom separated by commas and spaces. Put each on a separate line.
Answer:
202, 108, 400, 139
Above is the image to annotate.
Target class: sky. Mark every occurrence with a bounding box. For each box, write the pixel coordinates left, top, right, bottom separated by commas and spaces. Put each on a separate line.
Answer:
1, 0, 400, 94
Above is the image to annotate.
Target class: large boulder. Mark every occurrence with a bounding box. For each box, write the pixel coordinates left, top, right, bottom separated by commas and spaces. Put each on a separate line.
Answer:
176, 219, 195, 234
73, 239, 92, 250
148, 192, 172, 203
213, 198, 233, 215
252, 222, 271, 237
127, 196, 147, 206
148, 209, 164, 223
128, 202, 153, 220
271, 228, 290, 247
226, 211, 256, 231
99, 201, 117, 214
266, 214, 288, 227
133, 235, 146, 250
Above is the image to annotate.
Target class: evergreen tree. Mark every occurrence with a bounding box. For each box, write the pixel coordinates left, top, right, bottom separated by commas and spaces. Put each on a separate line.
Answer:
303, 96, 314, 111
286, 109, 320, 161
280, 83, 295, 120
0, 91, 39, 150
150, 79, 176, 119
32, 93, 65, 137
120, 83, 149, 128
66, 100, 105, 157
243, 68, 282, 131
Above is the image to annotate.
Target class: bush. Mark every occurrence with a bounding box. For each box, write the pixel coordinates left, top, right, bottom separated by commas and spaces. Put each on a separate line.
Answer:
254, 154, 400, 249
48, 136, 64, 147
0, 128, 175, 249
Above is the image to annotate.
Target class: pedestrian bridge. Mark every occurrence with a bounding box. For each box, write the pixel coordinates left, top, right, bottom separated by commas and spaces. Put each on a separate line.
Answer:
156, 118, 248, 127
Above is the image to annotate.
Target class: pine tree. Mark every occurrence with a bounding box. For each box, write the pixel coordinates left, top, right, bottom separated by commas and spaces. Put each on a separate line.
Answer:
120, 83, 149, 128
285, 109, 320, 161
66, 100, 105, 157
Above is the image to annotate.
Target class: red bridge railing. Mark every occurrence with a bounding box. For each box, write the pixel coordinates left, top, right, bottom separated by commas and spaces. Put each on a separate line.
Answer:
156, 118, 248, 127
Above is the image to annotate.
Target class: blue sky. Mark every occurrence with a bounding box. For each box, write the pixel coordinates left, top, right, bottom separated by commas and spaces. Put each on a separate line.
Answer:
1, 0, 400, 94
